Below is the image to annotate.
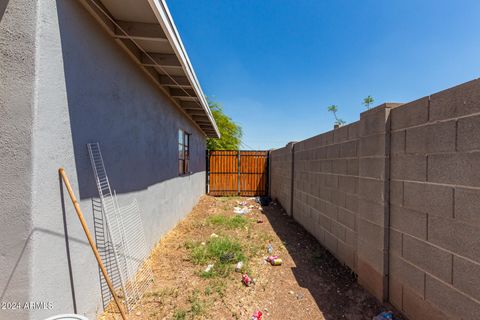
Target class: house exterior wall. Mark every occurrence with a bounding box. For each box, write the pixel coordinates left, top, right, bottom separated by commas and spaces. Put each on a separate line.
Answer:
0, 1, 207, 319
270, 78, 480, 320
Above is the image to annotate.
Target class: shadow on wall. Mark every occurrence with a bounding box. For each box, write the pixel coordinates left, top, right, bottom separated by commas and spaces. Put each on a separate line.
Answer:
55, 0, 205, 200
0, 0, 9, 22
260, 203, 402, 320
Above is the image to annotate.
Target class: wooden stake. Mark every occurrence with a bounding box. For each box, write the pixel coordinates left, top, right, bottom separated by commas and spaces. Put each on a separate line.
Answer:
59, 168, 128, 320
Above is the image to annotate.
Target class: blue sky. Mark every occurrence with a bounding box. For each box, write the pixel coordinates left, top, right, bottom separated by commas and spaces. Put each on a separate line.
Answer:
168, 0, 480, 150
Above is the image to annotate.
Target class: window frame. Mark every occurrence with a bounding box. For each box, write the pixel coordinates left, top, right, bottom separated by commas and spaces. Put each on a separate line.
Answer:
178, 129, 191, 175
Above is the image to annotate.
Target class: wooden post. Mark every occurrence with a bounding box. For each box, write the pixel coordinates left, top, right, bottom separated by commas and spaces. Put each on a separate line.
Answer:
58, 168, 128, 320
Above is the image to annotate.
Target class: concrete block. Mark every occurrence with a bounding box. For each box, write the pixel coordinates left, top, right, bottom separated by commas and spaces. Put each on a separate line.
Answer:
324, 230, 338, 254
324, 201, 338, 219
429, 78, 480, 121
389, 253, 425, 295
319, 187, 332, 202
389, 277, 403, 311
358, 241, 385, 300
403, 286, 448, 320
313, 226, 326, 244
333, 125, 349, 143
358, 260, 384, 301
391, 130, 405, 154
390, 180, 404, 206
345, 193, 358, 212
337, 240, 356, 269
348, 122, 359, 139
406, 120, 456, 154
359, 133, 386, 157
324, 131, 334, 145
357, 218, 384, 249
403, 181, 454, 218
321, 159, 332, 173
332, 159, 347, 174
358, 198, 384, 225
429, 216, 480, 263
358, 177, 385, 203
453, 255, 480, 302
403, 235, 453, 283
428, 152, 480, 187
339, 176, 358, 193
332, 220, 347, 242
390, 205, 427, 239
391, 153, 427, 182
426, 274, 480, 319
331, 190, 346, 208
347, 158, 359, 175
455, 187, 480, 226
337, 207, 355, 230
327, 144, 340, 159
318, 213, 332, 232
359, 107, 388, 137
340, 140, 357, 158
345, 227, 357, 247
359, 157, 385, 179
390, 228, 403, 256
391, 96, 429, 130
458, 114, 480, 151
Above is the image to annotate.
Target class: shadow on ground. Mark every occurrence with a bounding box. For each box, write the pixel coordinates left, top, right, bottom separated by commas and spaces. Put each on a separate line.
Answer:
261, 201, 404, 320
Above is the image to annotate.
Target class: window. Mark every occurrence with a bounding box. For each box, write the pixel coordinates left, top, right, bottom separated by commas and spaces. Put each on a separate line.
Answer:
178, 129, 190, 175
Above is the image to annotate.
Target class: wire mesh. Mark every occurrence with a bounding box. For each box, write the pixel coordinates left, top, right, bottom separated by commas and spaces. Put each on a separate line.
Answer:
87, 143, 153, 311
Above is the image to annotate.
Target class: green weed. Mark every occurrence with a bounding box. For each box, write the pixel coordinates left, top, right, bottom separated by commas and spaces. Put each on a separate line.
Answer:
207, 214, 250, 229
188, 236, 246, 278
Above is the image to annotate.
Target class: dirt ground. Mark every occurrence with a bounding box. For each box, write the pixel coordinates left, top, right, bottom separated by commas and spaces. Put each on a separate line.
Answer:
100, 196, 402, 320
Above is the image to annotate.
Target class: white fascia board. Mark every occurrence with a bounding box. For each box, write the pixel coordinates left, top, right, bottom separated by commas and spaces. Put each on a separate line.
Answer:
147, 0, 220, 138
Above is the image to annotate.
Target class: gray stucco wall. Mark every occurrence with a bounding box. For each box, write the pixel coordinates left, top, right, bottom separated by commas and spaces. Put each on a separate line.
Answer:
1, 1, 207, 319
0, 1, 37, 319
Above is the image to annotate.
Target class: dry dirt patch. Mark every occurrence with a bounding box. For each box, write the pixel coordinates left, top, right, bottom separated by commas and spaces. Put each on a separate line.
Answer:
100, 196, 402, 320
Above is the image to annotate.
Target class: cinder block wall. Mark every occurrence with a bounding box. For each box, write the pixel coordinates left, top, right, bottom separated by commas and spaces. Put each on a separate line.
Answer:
270, 142, 294, 215
272, 121, 361, 273
389, 79, 480, 319
270, 78, 480, 320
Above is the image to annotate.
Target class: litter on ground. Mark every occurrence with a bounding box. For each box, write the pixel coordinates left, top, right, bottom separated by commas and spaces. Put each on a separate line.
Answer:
99, 196, 404, 320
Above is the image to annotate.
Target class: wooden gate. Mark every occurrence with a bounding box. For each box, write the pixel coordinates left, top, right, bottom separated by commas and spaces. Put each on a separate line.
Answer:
207, 150, 269, 196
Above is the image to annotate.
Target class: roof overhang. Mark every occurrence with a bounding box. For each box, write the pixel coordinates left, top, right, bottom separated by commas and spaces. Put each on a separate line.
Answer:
77, 0, 220, 138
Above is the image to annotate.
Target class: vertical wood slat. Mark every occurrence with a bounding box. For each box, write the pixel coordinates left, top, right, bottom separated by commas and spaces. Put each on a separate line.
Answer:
208, 150, 268, 196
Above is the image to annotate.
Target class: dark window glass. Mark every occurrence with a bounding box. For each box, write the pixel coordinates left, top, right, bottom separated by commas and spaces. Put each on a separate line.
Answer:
178, 129, 191, 175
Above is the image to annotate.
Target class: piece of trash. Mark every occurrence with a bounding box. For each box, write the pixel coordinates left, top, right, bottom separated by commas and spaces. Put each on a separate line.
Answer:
242, 273, 254, 286
269, 257, 281, 265
204, 264, 214, 273
251, 310, 263, 320
257, 219, 264, 224
255, 196, 272, 206
266, 255, 278, 263
270, 258, 283, 266
234, 206, 251, 215
201, 242, 206, 246
267, 243, 273, 254
239, 201, 248, 206
235, 261, 244, 272
288, 290, 294, 295
373, 311, 393, 320
210, 233, 219, 238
